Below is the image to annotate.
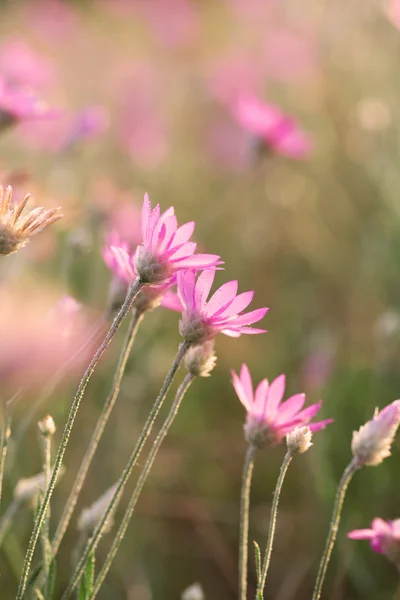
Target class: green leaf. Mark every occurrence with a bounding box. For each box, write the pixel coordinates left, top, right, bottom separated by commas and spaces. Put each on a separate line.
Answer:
78, 551, 95, 600
44, 555, 57, 600
253, 540, 262, 584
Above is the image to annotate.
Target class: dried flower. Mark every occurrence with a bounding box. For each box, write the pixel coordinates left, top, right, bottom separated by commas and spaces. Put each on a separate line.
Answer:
177, 270, 268, 345
286, 426, 313, 455
181, 583, 204, 600
351, 400, 400, 467
232, 364, 332, 448
185, 341, 217, 377
14, 467, 65, 504
232, 93, 311, 159
109, 194, 221, 285
348, 518, 400, 568
0, 185, 62, 255
38, 415, 56, 437
77, 483, 118, 535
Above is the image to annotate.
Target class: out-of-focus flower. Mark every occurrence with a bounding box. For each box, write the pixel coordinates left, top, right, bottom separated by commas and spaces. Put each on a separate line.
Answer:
38, 414, 56, 437
232, 93, 311, 159
0, 78, 56, 130
185, 341, 217, 377
348, 518, 400, 568
77, 483, 118, 535
385, 0, 400, 30
0, 39, 53, 89
23, 0, 80, 42
0, 185, 62, 255
14, 467, 65, 504
177, 270, 267, 345
135, 0, 199, 48
181, 583, 205, 600
351, 401, 400, 467
232, 364, 332, 448
108, 194, 222, 286
356, 97, 391, 132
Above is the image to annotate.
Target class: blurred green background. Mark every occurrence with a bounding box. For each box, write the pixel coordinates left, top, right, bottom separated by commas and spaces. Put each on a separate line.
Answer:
1, 1, 400, 598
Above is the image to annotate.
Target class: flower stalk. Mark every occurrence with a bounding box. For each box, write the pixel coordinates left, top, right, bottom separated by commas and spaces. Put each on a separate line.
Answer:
60, 340, 190, 600
239, 444, 256, 600
52, 309, 144, 554
91, 372, 196, 598
311, 459, 359, 600
16, 278, 143, 600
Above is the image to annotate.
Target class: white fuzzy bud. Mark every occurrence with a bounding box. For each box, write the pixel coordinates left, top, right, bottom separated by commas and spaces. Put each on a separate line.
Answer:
77, 483, 118, 534
181, 583, 204, 600
286, 426, 313, 455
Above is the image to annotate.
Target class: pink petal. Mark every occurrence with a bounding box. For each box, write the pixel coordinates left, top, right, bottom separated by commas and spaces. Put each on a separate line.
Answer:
372, 518, 392, 535
217, 290, 254, 318
348, 529, 375, 540
195, 270, 215, 309
291, 400, 322, 424
254, 378, 269, 416
275, 393, 306, 423
308, 418, 334, 432
172, 253, 221, 269
239, 364, 254, 403
205, 280, 238, 317
172, 221, 195, 246
160, 291, 183, 312
231, 369, 252, 411
142, 193, 152, 246
220, 329, 242, 337
157, 214, 178, 253
264, 374, 286, 419
168, 241, 197, 261
229, 307, 268, 327
222, 326, 267, 335
177, 270, 196, 312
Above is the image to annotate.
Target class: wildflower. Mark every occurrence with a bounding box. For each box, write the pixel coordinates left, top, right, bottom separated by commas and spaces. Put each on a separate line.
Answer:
286, 426, 313, 455
77, 483, 118, 535
231, 364, 332, 448
185, 341, 217, 377
232, 93, 311, 159
38, 415, 56, 437
106, 194, 221, 286
351, 400, 400, 467
0, 185, 62, 255
348, 518, 400, 568
0, 77, 56, 131
177, 270, 267, 345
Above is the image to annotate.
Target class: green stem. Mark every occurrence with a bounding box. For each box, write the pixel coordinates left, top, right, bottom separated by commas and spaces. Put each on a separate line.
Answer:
91, 372, 195, 598
239, 445, 256, 600
311, 460, 359, 600
0, 499, 20, 547
52, 310, 144, 555
39, 434, 52, 588
60, 340, 190, 600
257, 451, 292, 597
0, 405, 11, 508
16, 279, 143, 600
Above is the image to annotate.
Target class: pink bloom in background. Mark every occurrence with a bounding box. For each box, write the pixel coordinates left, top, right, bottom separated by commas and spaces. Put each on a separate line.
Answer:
264, 29, 317, 82
385, 0, 400, 30
232, 93, 311, 159
177, 269, 268, 344
108, 194, 222, 286
23, 0, 80, 42
0, 78, 57, 129
232, 364, 333, 446
348, 518, 400, 567
132, 0, 199, 48
0, 39, 53, 89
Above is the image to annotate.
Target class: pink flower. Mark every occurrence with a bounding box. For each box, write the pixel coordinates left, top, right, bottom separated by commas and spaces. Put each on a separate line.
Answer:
177, 270, 268, 345
351, 400, 400, 466
0, 79, 56, 129
348, 518, 400, 567
108, 194, 221, 285
232, 93, 311, 159
0, 40, 53, 89
232, 364, 333, 447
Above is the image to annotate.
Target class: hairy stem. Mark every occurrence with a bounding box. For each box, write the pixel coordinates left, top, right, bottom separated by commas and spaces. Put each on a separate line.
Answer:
311, 460, 358, 600
39, 433, 52, 588
91, 373, 195, 597
52, 310, 144, 554
239, 445, 256, 600
16, 279, 143, 600
257, 451, 292, 597
60, 341, 190, 600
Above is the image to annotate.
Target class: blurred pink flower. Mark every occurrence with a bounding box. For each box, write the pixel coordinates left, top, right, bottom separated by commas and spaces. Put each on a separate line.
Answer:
108, 194, 222, 286
23, 0, 80, 42
0, 39, 53, 89
177, 270, 267, 345
232, 364, 333, 446
0, 78, 56, 129
132, 0, 199, 48
351, 400, 400, 466
348, 518, 400, 567
264, 29, 317, 82
232, 93, 311, 159
385, 0, 400, 30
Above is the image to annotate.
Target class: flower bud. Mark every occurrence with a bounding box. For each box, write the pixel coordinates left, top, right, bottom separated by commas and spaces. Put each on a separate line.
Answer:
38, 414, 56, 437
286, 426, 313, 455
184, 342, 217, 377
181, 583, 204, 600
77, 483, 118, 535
351, 400, 400, 467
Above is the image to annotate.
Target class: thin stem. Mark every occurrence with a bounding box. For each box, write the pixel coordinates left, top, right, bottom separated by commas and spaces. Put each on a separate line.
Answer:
91, 373, 195, 598
311, 460, 359, 600
61, 341, 190, 600
257, 451, 292, 598
39, 434, 52, 587
52, 310, 144, 555
16, 279, 143, 600
239, 445, 256, 600
0, 499, 20, 547
0, 405, 11, 508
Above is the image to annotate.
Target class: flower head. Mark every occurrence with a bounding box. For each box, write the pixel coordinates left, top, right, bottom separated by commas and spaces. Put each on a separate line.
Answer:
232, 364, 332, 448
286, 426, 313, 455
232, 94, 311, 159
185, 341, 217, 377
0, 185, 62, 255
177, 270, 268, 345
351, 400, 400, 467
105, 194, 221, 286
348, 518, 400, 568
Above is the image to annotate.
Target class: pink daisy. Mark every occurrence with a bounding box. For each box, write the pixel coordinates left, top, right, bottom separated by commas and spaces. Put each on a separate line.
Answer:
232, 364, 333, 446
107, 194, 222, 286
232, 93, 311, 159
177, 269, 267, 345
348, 518, 400, 566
